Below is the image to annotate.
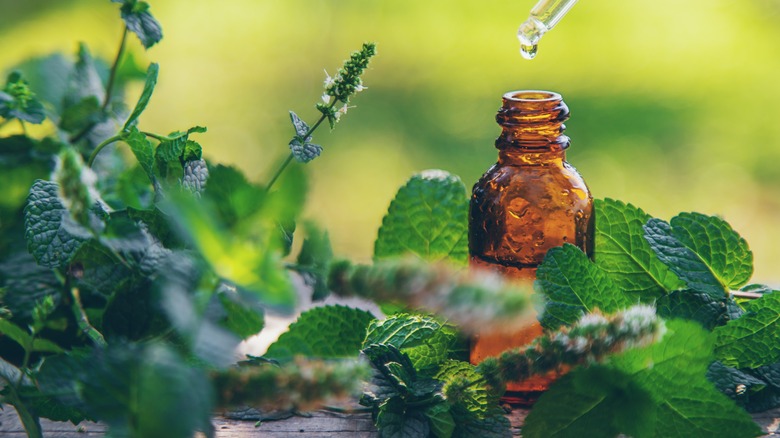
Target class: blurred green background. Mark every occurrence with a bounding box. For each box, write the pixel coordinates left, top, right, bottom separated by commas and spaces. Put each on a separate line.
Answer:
1, 0, 778, 283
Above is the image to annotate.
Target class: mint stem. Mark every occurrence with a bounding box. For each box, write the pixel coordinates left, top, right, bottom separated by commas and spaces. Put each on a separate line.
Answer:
103, 26, 128, 111
70, 287, 107, 347
2, 382, 43, 438
265, 102, 334, 192
87, 134, 122, 167
141, 130, 167, 142
19, 119, 28, 136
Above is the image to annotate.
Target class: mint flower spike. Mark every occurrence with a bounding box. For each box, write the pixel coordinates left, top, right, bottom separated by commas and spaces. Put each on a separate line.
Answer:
316, 42, 376, 128
324, 42, 376, 103
476, 305, 665, 388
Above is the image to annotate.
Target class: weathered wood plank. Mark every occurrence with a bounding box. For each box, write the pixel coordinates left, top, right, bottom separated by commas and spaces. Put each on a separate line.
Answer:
2, 405, 779, 436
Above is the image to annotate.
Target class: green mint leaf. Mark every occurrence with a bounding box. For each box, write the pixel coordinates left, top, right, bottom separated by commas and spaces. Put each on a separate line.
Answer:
289, 110, 310, 138
525, 320, 760, 438
0, 319, 63, 353
215, 287, 265, 339
115, 0, 163, 49
16, 385, 89, 424
615, 319, 759, 438
59, 96, 104, 133
24, 180, 92, 268
123, 62, 158, 131
156, 135, 186, 164
164, 195, 296, 311
294, 222, 334, 301
202, 164, 265, 229
63, 43, 105, 108
54, 148, 100, 230
451, 407, 512, 438
656, 289, 742, 330
41, 343, 212, 437
363, 313, 459, 374
361, 344, 418, 402
536, 243, 633, 329
594, 199, 684, 299
0, 251, 61, 320
706, 361, 769, 409
182, 139, 203, 162
265, 304, 375, 360
644, 213, 753, 299
377, 396, 430, 438
123, 126, 156, 182
714, 290, 780, 368
181, 159, 208, 196
374, 170, 468, 265
434, 360, 491, 418
426, 403, 455, 438
289, 137, 322, 163
523, 366, 653, 438
0, 72, 45, 124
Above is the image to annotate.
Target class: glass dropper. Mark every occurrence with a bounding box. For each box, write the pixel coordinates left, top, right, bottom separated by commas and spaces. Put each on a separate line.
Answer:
517, 0, 579, 59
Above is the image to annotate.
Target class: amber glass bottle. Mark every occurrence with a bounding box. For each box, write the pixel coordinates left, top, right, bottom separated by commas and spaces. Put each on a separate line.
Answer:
469, 90, 593, 405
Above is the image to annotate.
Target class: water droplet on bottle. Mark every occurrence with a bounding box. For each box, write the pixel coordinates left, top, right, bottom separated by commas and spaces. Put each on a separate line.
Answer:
520, 43, 538, 60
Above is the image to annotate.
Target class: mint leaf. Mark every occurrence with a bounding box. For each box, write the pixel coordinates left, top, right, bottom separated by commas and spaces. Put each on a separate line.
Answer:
63, 43, 104, 108
644, 214, 752, 299
215, 288, 265, 339
615, 320, 759, 438
123, 127, 156, 182
707, 362, 768, 408
536, 244, 633, 329
202, 164, 265, 229
289, 110, 310, 137
656, 289, 742, 330
426, 403, 455, 438
363, 313, 459, 374
434, 360, 491, 418
0, 251, 61, 320
24, 180, 92, 268
0, 71, 45, 124
452, 408, 512, 438
523, 366, 653, 438
0, 319, 63, 353
60, 96, 103, 133
377, 396, 430, 438
114, 0, 163, 49
525, 320, 760, 438
123, 62, 158, 130
594, 199, 683, 299
714, 290, 780, 368
289, 137, 322, 163
265, 305, 375, 360
182, 140, 202, 162
361, 343, 418, 402
374, 170, 468, 265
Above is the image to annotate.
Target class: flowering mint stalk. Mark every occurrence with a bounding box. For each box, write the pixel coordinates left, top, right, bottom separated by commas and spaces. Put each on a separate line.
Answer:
212, 357, 369, 411
328, 259, 534, 334
475, 305, 665, 391
265, 43, 377, 191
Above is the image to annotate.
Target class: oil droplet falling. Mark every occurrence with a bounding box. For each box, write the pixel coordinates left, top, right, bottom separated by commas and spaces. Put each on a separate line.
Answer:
520, 43, 538, 60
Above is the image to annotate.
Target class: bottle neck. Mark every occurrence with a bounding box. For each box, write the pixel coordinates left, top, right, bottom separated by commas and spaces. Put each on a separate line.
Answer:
499, 148, 566, 165
494, 90, 571, 154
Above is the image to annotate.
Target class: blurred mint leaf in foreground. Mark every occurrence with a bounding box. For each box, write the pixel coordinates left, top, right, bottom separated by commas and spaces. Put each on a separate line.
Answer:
374, 170, 469, 265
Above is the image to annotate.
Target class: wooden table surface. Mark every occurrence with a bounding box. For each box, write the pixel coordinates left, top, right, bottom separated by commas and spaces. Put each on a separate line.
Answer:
3, 406, 780, 437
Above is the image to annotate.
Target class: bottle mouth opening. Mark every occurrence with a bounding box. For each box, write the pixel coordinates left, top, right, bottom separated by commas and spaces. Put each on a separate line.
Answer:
504, 90, 561, 102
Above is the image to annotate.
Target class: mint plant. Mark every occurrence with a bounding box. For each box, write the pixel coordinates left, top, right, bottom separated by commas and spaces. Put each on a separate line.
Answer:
1, 1, 777, 438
